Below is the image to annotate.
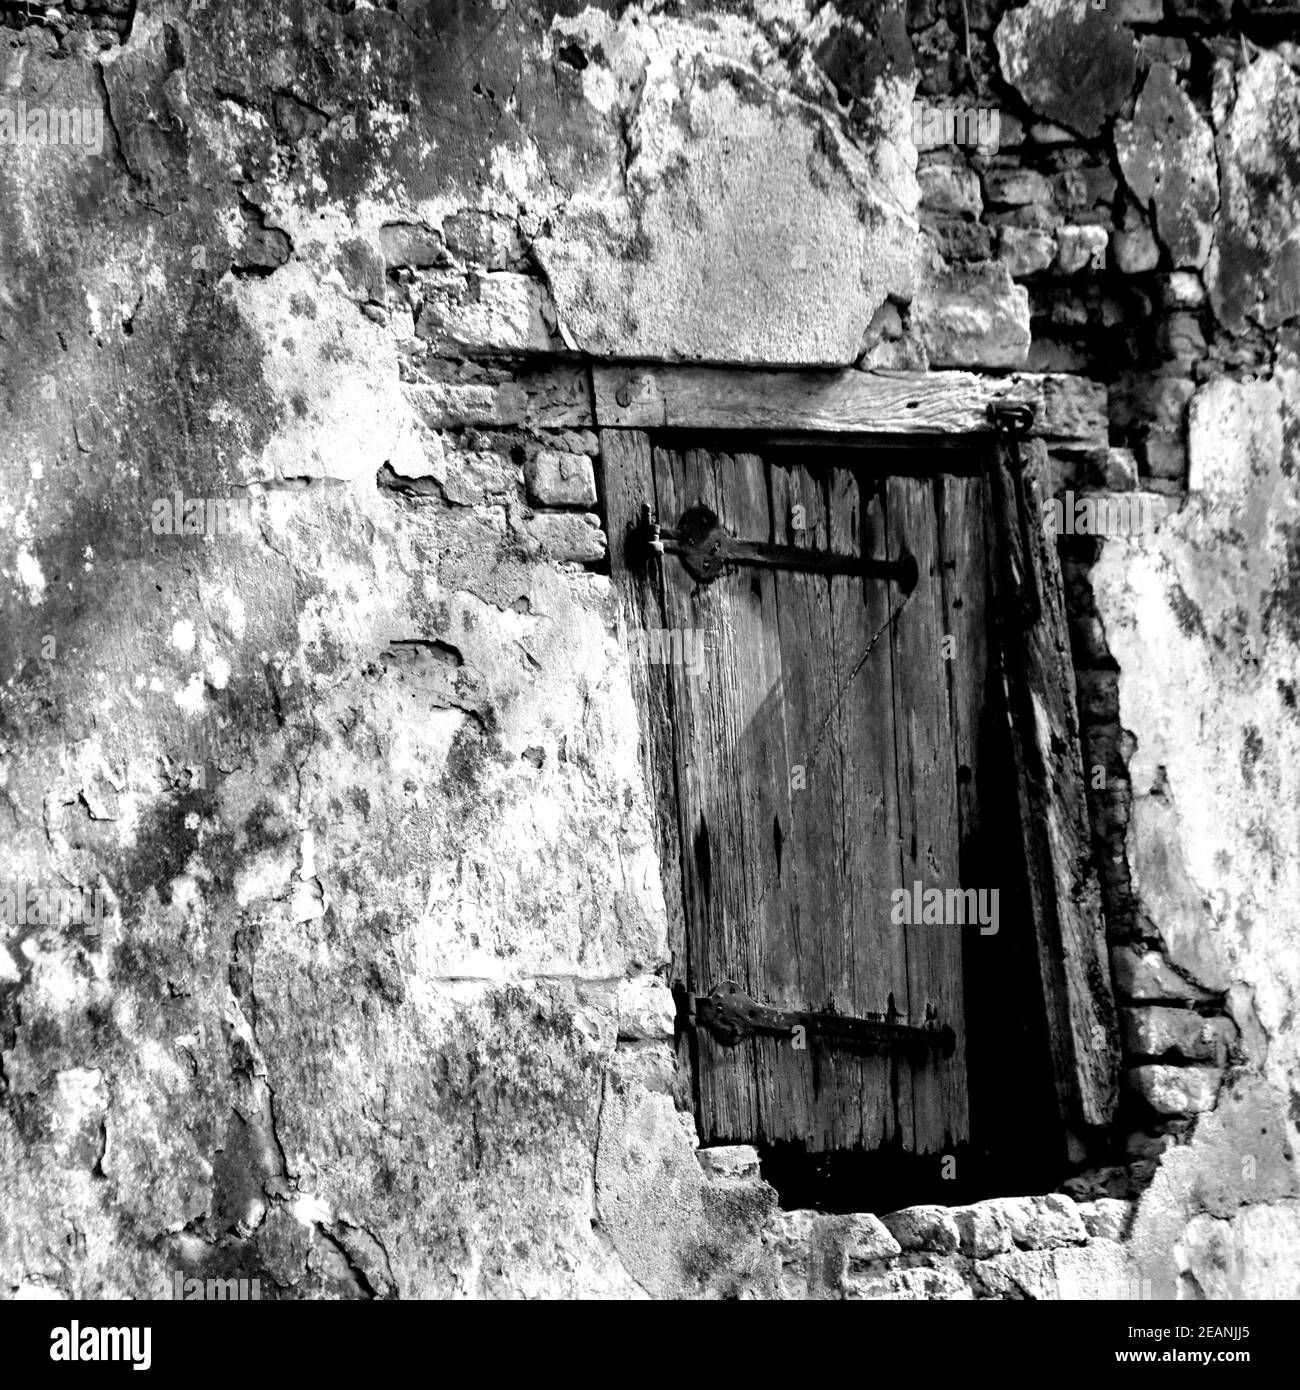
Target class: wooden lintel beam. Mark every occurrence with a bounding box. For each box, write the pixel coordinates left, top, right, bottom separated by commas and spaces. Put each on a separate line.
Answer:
592, 365, 1107, 445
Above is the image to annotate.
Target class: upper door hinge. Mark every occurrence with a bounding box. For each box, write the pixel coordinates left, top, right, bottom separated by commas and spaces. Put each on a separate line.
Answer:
631, 504, 918, 594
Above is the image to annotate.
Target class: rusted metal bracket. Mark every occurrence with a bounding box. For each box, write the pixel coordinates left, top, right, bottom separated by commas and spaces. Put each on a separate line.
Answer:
987, 401, 1041, 626
630, 503, 918, 593
988, 401, 1035, 436
687, 980, 956, 1059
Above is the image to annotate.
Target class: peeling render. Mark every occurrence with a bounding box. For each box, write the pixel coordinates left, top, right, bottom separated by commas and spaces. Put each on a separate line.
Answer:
0, 0, 1298, 1305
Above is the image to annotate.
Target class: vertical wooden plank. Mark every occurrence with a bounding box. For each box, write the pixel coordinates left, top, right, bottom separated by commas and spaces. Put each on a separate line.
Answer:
709, 450, 802, 1146
601, 429, 682, 954
936, 475, 992, 1169
987, 438, 1118, 1136
722, 455, 821, 1149
886, 477, 969, 1153
657, 447, 798, 1144
936, 475, 989, 886
764, 462, 844, 1150
653, 448, 750, 1142
601, 430, 696, 1108
824, 469, 909, 1153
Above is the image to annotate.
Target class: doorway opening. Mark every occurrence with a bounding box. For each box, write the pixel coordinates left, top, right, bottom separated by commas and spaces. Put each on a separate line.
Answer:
602, 404, 1118, 1215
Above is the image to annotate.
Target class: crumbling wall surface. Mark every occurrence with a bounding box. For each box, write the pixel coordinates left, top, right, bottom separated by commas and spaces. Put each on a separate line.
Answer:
529, 5, 919, 363
0, 0, 919, 1301
903, 0, 1300, 1300
0, 0, 680, 1299
1091, 361, 1300, 1300
1, 0, 1298, 1302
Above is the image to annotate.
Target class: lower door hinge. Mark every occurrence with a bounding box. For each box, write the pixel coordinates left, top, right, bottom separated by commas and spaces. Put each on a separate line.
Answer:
683, 980, 955, 1060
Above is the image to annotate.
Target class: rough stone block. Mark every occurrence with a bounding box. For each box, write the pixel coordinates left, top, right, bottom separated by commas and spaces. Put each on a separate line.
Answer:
595, 1083, 707, 1299
525, 450, 597, 507
918, 163, 983, 217
1075, 1197, 1136, 1241
1039, 374, 1109, 441
534, 60, 918, 364
1139, 34, 1192, 72
976, 1240, 1134, 1299
927, 219, 994, 263
983, 168, 1054, 207
379, 222, 449, 269
1046, 292, 1093, 329
1159, 313, 1207, 367
998, 225, 1057, 277
1123, 1006, 1236, 1062
1028, 120, 1077, 145
616, 975, 676, 1041
995, 111, 1027, 147
697, 1145, 762, 1182
1111, 947, 1215, 1003
417, 271, 555, 354
1053, 163, 1118, 213
1126, 1130, 1172, 1160
845, 1212, 903, 1262
807, 1215, 851, 1296
992, 202, 1063, 234
861, 300, 904, 349
953, 1202, 1013, 1258
859, 336, 928, 371
1143, 436, 1185, 480
1174, 1202, 1300, 1300
1209, 50, 1300, 328
983, 1194, 1089, 1250
973, 1247, 1058, 1299
1129, 1064, 1222, 1115
880, 1204, 960, 1254
1116, 64, 1217, 270
1114, 221, 1160, 274
443, 209, 525, 269
1056, 225, 1110, 274
1164, 271, 1206, 307
844, 1265, 972, 1300
913, 260, 1030, 368
1188, 376, 1285, 498
404, 371, 593, 430
555, 429, 601, 456
1051, 1240, 1136, 1299
1114, 0, 1163, 21
334, 236, 386, 301
996, 0, 1138, 138
766, 1209, 818, 1299
518, 513, 606, 564
1139, 376, 1194, 478
1102, 447, 1139, 490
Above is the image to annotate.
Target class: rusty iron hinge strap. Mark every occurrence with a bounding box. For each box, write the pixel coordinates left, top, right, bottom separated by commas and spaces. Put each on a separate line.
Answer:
631, 504, 918, 594
687, 980, 956, 1059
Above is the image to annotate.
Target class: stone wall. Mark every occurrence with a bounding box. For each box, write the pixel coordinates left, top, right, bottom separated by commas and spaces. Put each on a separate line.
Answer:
1, 0, 1297, 1300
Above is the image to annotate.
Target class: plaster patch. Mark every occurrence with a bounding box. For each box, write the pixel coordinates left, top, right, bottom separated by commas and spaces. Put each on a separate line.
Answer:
16, 548, 45, 604
172, 673, 205, 713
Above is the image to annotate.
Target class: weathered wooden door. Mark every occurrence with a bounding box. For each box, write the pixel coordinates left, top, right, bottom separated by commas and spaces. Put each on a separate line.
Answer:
612, 441, 990, 1157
